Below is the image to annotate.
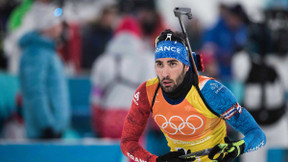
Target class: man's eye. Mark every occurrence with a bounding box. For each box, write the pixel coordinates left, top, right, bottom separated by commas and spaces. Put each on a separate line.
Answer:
156, 63, 163, 67
170, 63, 176, 66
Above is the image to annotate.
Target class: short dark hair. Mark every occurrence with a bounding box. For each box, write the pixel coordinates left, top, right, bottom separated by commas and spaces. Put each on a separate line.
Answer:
155, 29, 186, 47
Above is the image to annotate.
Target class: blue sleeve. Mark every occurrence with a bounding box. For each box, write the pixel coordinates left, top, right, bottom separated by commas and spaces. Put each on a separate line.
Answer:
201, 79, 266, 153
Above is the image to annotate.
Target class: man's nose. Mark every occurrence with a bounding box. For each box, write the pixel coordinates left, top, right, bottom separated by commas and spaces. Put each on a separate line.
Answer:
161, 66, 170, 78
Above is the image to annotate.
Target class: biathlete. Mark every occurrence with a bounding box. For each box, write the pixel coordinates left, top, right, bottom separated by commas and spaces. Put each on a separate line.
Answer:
120, 29, 266, 162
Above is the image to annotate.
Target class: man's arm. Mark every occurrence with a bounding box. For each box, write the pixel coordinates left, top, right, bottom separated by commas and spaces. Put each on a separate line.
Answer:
201, 79, 266, 153
120, 82, 158, 162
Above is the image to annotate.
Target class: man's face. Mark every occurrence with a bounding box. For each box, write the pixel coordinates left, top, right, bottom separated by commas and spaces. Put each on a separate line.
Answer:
155, 58, 189, 93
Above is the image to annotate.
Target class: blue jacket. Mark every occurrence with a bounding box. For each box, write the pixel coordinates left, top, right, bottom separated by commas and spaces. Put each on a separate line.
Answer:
203, 18, 248, 79
19, 31, 70, 138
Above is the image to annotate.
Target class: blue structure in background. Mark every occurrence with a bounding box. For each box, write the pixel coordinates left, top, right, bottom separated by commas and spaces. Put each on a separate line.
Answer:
0, 140, 122, 162
68, 77, 93, 137
267, 148, 288, 162
0, 73, 19, 121
146, 130, 170, 156
0, 72, 19, 133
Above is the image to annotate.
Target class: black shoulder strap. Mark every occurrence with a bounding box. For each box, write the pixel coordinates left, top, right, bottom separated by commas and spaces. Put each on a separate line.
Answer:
150, 83, 160, 113
100, 55, 121, 104
101, 55, 138, 105
115, 55, 142, 88
191, 73, 220, 117
115, 55, 122, 81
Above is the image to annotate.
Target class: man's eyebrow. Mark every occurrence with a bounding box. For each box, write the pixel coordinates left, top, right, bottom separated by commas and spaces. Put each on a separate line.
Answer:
155, 60, 162, 63
167, 59, 179, 63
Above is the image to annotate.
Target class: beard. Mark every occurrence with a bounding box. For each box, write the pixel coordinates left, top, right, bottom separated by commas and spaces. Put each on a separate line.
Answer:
158, 68, 186, 93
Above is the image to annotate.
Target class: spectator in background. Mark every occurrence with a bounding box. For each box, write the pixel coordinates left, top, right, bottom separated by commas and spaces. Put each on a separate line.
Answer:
184, 16, 220, 78
4, 0, 54, 75
118, 0, 167, 51
202, 3, 250, 80
135, 0, 167, 51
81, 4, 118, 71
232, 17, 288, 162
90, 16, 154, 138
18, 5, 70, 139
200, 49, 220, 79
186, 18, 203, 52
0, 0, 20, 70
58, 20, 83, 75
6, 0, 33, 31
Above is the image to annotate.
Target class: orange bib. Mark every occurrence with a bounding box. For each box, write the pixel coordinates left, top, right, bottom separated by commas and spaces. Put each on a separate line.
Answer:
146, 76, 226, 161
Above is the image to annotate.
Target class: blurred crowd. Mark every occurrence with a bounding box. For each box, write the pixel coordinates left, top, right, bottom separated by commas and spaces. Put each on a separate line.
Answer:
0, 0, 288, 161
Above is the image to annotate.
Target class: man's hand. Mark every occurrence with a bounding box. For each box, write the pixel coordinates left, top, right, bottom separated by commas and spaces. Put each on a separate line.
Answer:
157, 149, 196, 162
208, 137, 245, 162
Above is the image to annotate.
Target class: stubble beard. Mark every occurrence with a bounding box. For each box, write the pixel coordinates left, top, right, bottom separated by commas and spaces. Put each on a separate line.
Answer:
158, 68, 186, 93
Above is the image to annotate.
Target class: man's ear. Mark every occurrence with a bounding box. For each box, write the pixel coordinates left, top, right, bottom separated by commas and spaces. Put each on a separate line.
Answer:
184, 65, 189, 72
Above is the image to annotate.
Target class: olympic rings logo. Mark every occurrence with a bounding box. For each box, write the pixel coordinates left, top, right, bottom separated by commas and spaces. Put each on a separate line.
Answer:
154, 115, 204, 135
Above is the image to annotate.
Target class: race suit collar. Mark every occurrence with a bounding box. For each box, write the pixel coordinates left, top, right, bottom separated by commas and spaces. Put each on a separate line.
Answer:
162, 70, 193, 102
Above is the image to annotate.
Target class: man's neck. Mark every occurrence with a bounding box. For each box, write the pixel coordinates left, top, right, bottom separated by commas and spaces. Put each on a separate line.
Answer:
162, 71, 193, 102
